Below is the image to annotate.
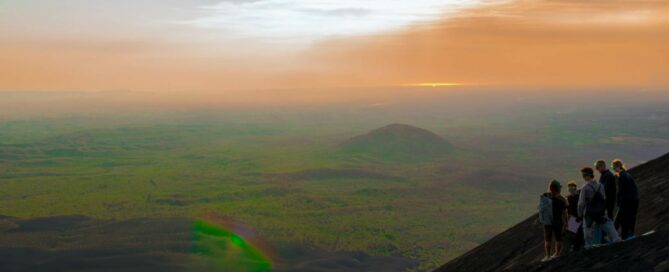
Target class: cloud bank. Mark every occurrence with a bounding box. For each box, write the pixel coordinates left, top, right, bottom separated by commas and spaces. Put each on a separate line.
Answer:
0, 0, 667, 95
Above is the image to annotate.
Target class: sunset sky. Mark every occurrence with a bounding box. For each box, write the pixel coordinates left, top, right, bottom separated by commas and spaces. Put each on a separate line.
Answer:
1, 0, 668, 94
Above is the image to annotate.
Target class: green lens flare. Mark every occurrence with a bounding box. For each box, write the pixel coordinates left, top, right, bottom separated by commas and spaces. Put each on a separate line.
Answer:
191, 220, 272, 272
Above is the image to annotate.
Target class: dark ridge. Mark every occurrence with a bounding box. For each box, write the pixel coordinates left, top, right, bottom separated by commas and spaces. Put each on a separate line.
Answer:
9, 215, 90, 233
0, 216, 193, 272
435, 151, 669, 272
0, 216, 417, 272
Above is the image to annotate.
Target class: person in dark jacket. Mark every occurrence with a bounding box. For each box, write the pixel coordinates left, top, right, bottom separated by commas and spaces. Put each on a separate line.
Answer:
613, 159, 639, 240
564, 180, 583, 252
595, 160, 616, 220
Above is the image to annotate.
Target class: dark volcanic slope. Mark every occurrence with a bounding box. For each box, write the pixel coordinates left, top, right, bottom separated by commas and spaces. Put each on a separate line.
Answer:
435, 152, 669, 272
340, 123, 453, 161
0, 216, 417, 272
0, 216, 192, 272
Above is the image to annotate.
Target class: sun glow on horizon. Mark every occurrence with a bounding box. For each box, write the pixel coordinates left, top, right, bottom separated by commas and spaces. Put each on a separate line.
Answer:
411, 82, 463, 88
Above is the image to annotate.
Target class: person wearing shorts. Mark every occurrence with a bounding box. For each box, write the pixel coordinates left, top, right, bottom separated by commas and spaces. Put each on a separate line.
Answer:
542, 180, 568, 262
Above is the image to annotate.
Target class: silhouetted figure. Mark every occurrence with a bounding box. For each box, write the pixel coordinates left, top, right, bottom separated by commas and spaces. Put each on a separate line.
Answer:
595, 160, 617, 220
564, 180, 583, 252
613, 159, 639, 240
539, 179, 568, 261
595, 160, 616, 243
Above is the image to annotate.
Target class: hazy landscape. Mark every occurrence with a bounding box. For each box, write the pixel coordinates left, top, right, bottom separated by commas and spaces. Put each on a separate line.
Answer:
2, 0, 669, 270
2, 89, 668, 271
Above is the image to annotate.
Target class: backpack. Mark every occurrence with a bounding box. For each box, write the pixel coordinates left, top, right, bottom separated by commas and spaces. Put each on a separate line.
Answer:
585, 184, 606, 220
538, 193, 553, 225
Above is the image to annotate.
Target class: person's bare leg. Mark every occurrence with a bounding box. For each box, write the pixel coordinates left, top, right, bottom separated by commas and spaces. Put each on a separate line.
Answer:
555, 241, 563, 256
544, 241, 551, 258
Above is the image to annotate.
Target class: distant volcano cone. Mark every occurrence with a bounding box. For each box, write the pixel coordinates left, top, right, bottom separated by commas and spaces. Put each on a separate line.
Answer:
339, 123, 453, 161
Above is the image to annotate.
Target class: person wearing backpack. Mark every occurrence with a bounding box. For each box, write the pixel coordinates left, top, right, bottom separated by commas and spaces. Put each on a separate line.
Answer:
613, 159, 639, 240
539, 179, 568, 261
577, 167, 621, 249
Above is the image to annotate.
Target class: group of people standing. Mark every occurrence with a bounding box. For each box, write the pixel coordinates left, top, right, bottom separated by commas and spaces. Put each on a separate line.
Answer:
538, 159, 639, 261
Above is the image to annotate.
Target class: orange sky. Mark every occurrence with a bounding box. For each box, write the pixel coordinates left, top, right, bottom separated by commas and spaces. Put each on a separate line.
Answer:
0, 0, 668, 94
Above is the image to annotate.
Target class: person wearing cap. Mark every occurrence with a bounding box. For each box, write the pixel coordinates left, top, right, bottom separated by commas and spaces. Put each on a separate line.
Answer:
541, 179, 568, 261
612, 159, 639, 240
563, 180, 583, 252
577, 167, 621, 249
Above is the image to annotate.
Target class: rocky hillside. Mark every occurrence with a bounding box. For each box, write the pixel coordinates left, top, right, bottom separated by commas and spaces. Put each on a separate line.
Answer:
435, 152, 669, 272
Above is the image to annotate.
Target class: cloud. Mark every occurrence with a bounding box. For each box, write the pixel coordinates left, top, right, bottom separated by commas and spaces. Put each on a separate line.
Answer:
298, 7, 372, 17
293, 0, 669, 90
183, 0, 483, 40
0, 0, 667, 94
